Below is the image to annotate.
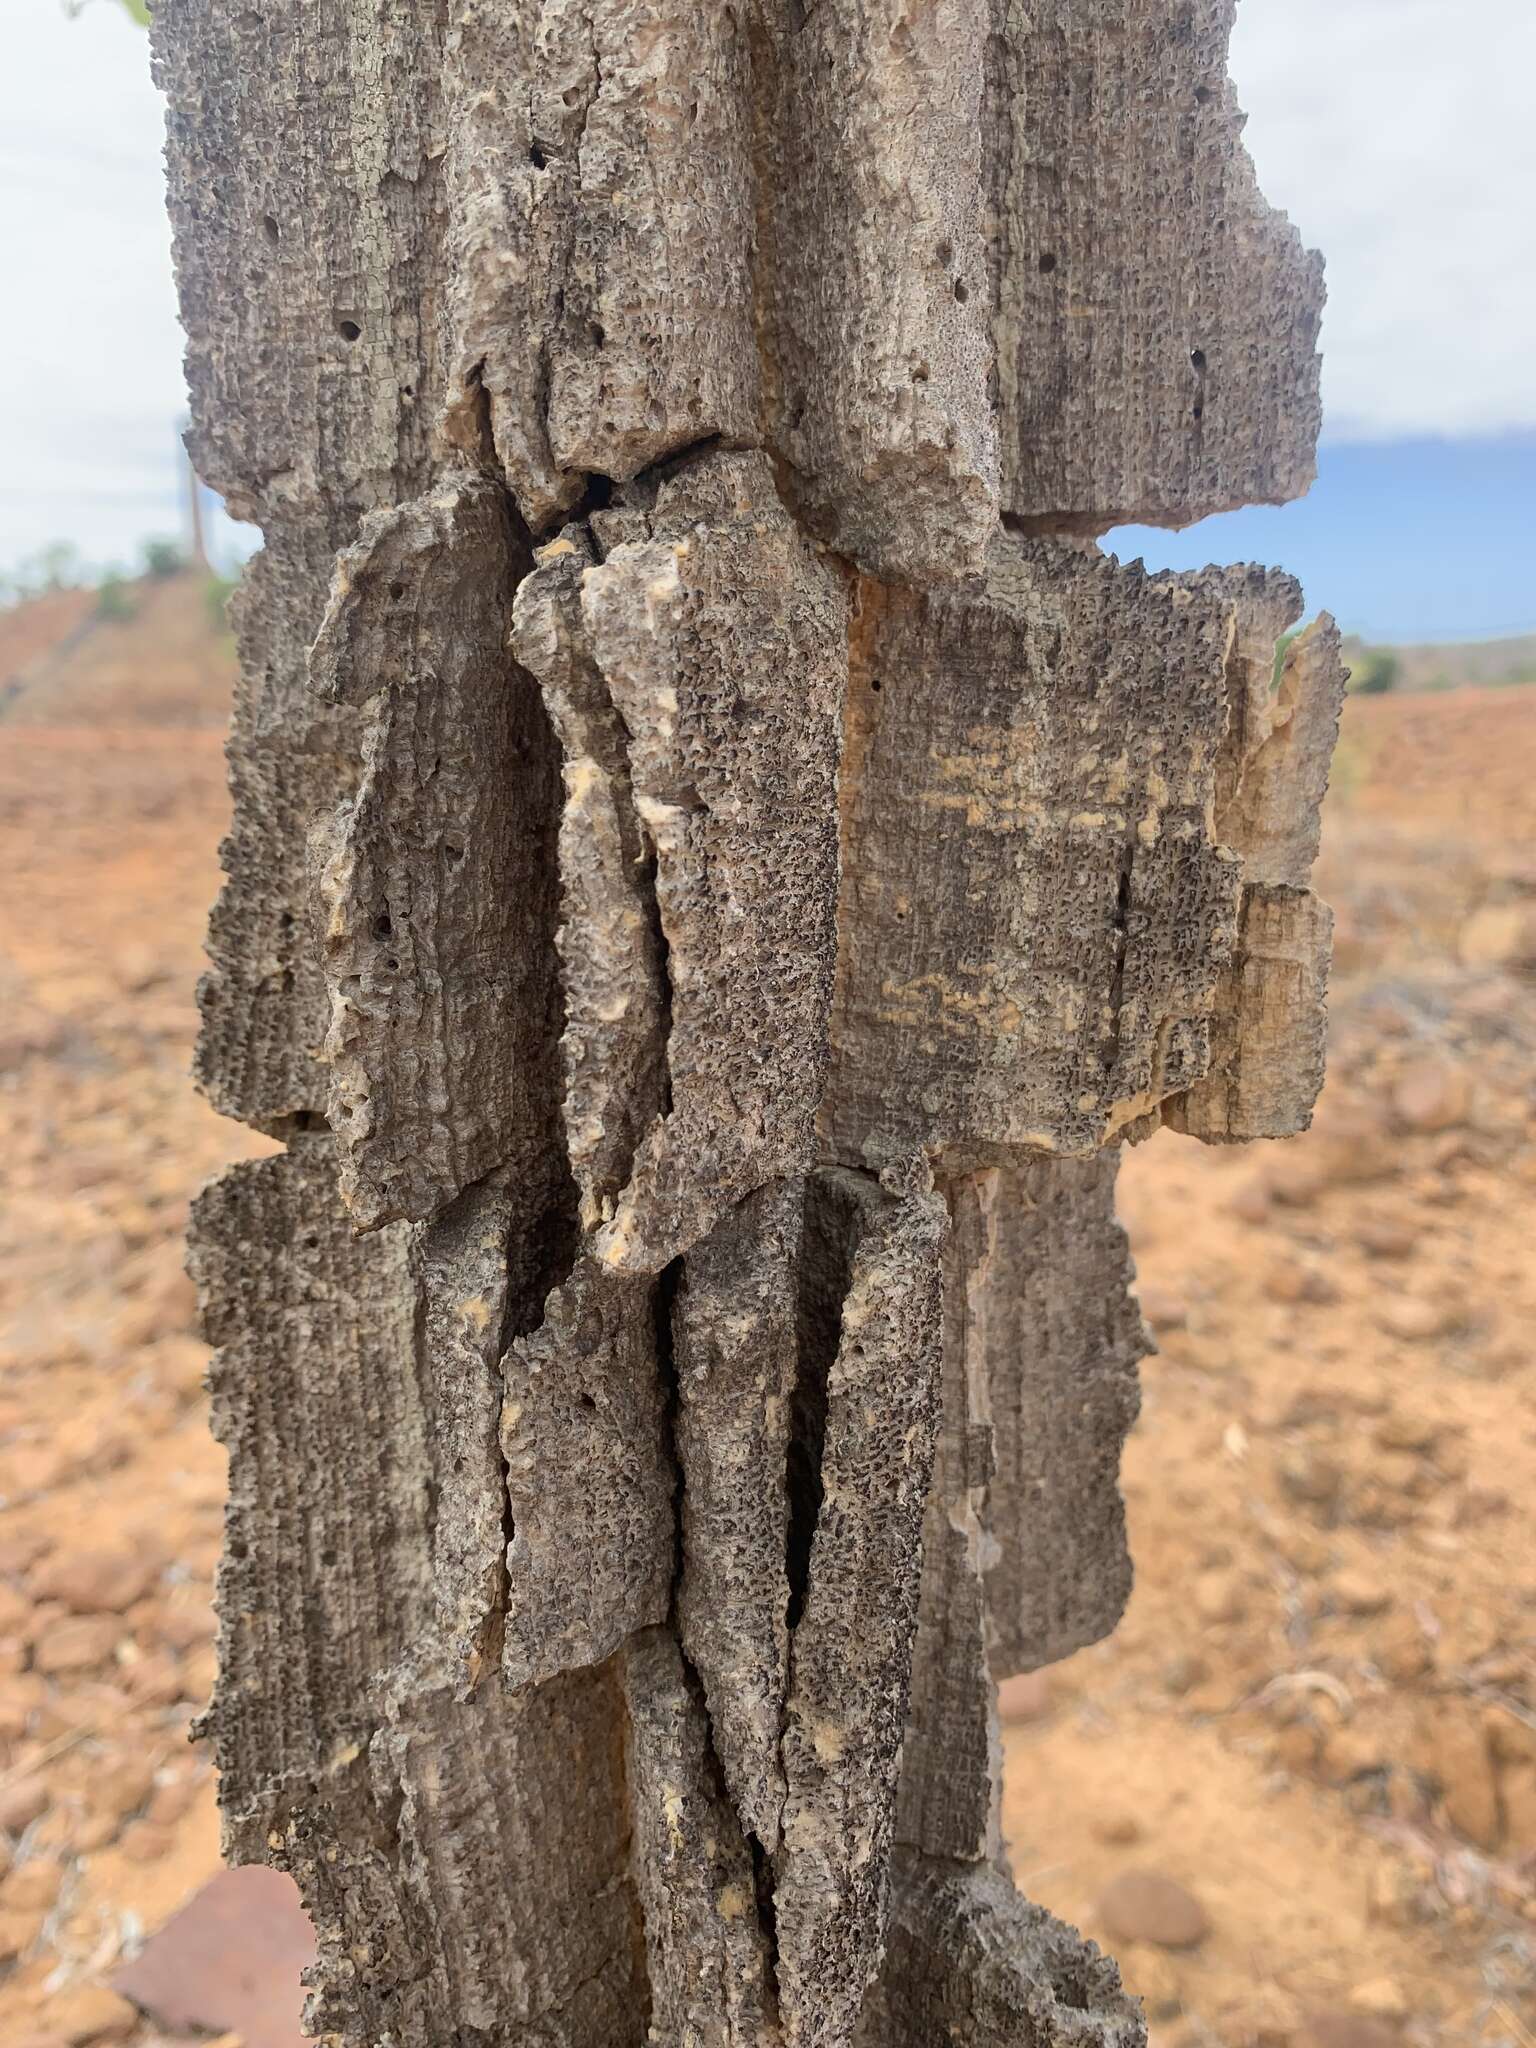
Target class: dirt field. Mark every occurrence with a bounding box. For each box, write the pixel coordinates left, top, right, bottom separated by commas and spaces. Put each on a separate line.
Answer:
1, 576, 1532, 2047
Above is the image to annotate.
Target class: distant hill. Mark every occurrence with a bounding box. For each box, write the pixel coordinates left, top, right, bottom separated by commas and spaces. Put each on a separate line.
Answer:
1343, 630, 1536, 694
0, 570, 237, 728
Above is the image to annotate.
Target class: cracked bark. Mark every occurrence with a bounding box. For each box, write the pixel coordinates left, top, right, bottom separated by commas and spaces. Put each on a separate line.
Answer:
159, 0, 1334, 2040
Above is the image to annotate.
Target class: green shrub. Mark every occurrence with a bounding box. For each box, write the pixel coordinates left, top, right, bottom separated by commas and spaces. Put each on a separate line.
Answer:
1270, 629, 1298, 693
94, 574, 136, 623
141, 538, 187, 579
1348, 649, 1399, 695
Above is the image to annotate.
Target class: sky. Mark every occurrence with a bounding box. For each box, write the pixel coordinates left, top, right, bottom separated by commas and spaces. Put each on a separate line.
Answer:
0, 0, 1533, 638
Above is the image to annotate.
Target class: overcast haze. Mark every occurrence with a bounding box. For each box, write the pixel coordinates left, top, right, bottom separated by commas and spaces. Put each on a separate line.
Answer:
0, 0, 1532, 634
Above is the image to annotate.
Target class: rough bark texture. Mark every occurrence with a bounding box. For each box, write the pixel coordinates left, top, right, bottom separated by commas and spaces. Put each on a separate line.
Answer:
158, 0, 1334, 2038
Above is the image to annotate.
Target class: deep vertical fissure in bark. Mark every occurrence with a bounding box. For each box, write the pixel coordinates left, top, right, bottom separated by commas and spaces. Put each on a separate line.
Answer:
654, 1253, 687, 1603
1102, 839, 1138, 1076
785, 1178, 853, 1636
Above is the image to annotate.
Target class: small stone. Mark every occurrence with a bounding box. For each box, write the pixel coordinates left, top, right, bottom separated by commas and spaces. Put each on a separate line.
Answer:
32, 1550, 159, 1616
1348, 1979, 1408, 2021
32, 1616, 121, 1676
1458, 902, 1536, 970
1364, 1861, 1417, 1928
1137, 1285, 1188, 1333
996, 1670, 1052, 1723
0, 1905, 44, 1962
69, 1812, 121, 1854
1377, 1296, 1460, 1344
1330, 1570, 1392, 1617
151, 1598, 216, 1654
1372, 1410, 1441, 1454
1319, 1727, 1384, 1786
4, 1445, 64, 1499
48, 1984, 136, 2044
1264, 1156, 1321, 1207
94, 1756, 156, 1821
1276, 1528, 1332, 1576
1097, 1869, 1210, 1951
1391, 1059, 1468, 1133
1193, 1569, 1245, 1625
124, 1653, 184, 1707
2, 1859, 63, 1912
1303, 1103, 1396, 1186
1273, 1723, 1320, 1774
1278, 1448, 1344, 1510
1091, 1810, 1143, 1847
119, 1820, 177, 1864
1419, 1709, 1501, 1850
1229, 1179, 1272, 1226
1299, 2012, 1402, 2048
1263, 1258, 1337, 1306
0, 1777, 49, 1834
0, 1531, 51, 1577
1353, 1214, 1417, 1260
1162, 1651, 1208, 1697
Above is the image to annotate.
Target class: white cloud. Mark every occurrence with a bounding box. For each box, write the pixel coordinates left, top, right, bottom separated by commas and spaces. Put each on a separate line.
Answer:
1231, 0, 1536, 441
0, 0, 1531, 574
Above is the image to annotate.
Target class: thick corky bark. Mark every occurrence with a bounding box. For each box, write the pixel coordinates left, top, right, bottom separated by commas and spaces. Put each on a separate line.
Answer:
158, 0, 1335, 2041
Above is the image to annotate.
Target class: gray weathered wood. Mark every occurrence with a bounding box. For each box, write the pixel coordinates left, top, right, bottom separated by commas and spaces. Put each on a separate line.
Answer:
986, 0, 1324, 528
160, 0, 1336, 2035
822, 539, 1242, 1169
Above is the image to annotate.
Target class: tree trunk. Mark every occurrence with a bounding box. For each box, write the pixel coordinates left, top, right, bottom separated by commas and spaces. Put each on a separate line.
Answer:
153, 2, 1335, 2042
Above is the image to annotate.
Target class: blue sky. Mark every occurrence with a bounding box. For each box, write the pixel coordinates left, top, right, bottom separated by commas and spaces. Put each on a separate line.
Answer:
1108, 434, 1536, 645
1, 0, 1533, 640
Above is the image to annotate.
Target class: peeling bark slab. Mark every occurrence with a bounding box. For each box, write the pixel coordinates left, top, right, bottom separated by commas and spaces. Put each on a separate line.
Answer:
193, 535, 361, 1131
261, 1670, 643, 2048
1201, 566, 1305, 832
776, 1173, 947, 2048
986, 0, 1324, 528
823, 538, 1241, 1172
511, 529, 669, 1238
418, 1174, 533, 1694
152, 0, 445, 532
188, 1138, 431, 1844
309, 478, 562, 1228
189, 1147, 640, 2048
1167, 611, 1345, 1141
675, 1180, 802, 1850
978, 1158, 1149, 1681
155, 0, 453, 1130
1218, 615, 1347, 891
378, 1673, 643, 2046
857, 1857, 1145, 2048
441, 0, 761, 529
500, 1258, 673, 1688
523, 452, 847, 1271
625, 1628, 783, 2048
1165, 884, 1333, 1143
764, 0, 998, 583
895, 1177, 1001, 1865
